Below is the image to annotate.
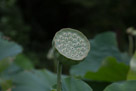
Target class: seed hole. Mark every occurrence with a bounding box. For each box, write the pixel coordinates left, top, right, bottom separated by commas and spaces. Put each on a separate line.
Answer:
73, 44, 76, 47
63, 33, 67, 36
68, 32, 71, 36
73, 34, 77, 37
77, 42, 80, 46
73, 39, 77, 42
76, 55, 79, 57
82, 43, 86, 46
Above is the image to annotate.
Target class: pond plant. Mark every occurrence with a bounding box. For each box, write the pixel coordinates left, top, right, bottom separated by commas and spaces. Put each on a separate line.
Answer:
1, 28, 136, 91
52, 28, 90, 91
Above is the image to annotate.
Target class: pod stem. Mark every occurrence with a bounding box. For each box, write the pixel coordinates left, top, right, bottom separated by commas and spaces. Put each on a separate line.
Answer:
57, 60, 62, 91
128, 35, 133, 56
135, 36, 136, 52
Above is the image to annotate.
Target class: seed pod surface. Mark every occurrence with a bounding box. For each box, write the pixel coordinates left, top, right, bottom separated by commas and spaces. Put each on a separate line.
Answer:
53, 28, 90, 64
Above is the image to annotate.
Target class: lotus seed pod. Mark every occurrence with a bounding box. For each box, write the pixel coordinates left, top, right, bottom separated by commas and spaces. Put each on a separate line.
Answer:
52, 28, 90, 65
47, 47, 55, 60
126, 27, 134, 34
132, 30, 136, 36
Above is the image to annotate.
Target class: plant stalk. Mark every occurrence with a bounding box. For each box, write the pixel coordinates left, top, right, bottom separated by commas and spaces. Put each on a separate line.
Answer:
128, 35, 133, 56
57, 60, 62, 91
135, 36, 136, 52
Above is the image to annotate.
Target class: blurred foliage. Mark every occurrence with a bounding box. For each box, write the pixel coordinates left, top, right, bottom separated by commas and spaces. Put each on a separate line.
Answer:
0, 33, 22, 61
0, 0, 30, 46
14, 54, 34, 70
1, 0, 136, 90
0, 32, 22, 91
84, 57, 129, 82
1, 31, 136, 91
1, 0, 136, 69
12, 70, 92, 91
127, 52, 136, 80
70, 32, 130, 81
0, 59, 11, 73
104, 80, 136, 91
0, 32, 93, 91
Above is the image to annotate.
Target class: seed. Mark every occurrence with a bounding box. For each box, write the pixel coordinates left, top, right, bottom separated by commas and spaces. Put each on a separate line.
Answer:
81, 47, 86, 52
71, 54, 74, 57
79, 52, 83, 56
83, 43, 86, 46
63, 32, 67, 36
70, 47, 74, 50
76, 42, 80, 46
73, 33, 77, 37
73, 38, 77, 42
68, 32, 71, 36
77, 36, 80, 40
61, 40, 65, 43
57, 45, 61, 48
68, 41, 72, 44
65, 37, 68, 40
76, 54, 79, 57
73, 43, 76, 47
59, 35, 63, 38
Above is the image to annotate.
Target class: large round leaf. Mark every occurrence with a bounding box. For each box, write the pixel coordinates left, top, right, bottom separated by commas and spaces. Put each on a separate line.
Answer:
12, 69, 92, 91
62, 77, 92, 91
0, 34, 22, 61
14, 54, 34, 70
12, 70, 56, 91
104, 80, 136, 91
0, 58, 11, 73
84, 57, 129, 82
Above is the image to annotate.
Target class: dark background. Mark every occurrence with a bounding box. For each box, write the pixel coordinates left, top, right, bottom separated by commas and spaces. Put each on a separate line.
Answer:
0, 0, 136, 70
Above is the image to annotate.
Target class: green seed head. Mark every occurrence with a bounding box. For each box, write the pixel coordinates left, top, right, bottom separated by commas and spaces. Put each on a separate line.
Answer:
53, 28, 90, 63
126, 27, 134, 34
126, 27, 136, 36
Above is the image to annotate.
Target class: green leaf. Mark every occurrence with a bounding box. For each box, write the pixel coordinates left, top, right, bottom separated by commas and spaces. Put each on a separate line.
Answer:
70, 32, 129, 77
0, 79, 12, 91
127, 52, 136, 80
0, 36, 22, 61
12, 69, 92, 91
104, 80, 136, 91
0, 63, 22, 91
14, 54, 34, 70
84, 57, 129, 82
62, 77, 93, 91
0, 58, 11, 73
2, 63, 21, 77
12, 70, 56, 91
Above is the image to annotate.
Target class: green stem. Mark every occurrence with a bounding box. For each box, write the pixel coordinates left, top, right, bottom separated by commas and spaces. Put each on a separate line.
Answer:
128, 35, 133, 56
57, 60, 62, 91
135, 36, 136, 52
